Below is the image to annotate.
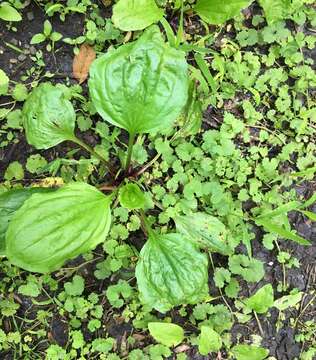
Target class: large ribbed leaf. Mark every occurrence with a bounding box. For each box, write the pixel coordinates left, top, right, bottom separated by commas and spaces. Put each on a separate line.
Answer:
195, 0, 253, 25
0, 188, 54, 255
89, 26, 188, 135
174, 212, 233, 255
6, 183, 111, 273
23, 83, 76, 149
112, 0, 164, 31
135, 232, 208, 313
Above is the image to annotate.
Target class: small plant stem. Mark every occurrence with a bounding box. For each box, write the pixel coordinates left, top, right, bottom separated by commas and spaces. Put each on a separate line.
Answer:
133, 153, 161, 178
71, 136, 114, 176
208, 252, 234, 315
254, 311, 264, 337
125, 132, 136, 173
139, 209, 154, 237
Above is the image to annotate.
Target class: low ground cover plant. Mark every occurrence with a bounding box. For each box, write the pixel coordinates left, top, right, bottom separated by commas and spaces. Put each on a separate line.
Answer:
0, 0, 315, 359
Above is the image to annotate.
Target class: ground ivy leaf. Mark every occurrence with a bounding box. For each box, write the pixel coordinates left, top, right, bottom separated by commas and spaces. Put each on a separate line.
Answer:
228, 255, 264, 282
64, 275, 85, 297
26, 154, 48, 174
198, 326, 222, 355
136, 232, 208, 312
112, 0, 164, 31
245, 284, 274, 314
231, 344, 269, 360
194, 0, 253, 25
18, 275, 41, 297
4, 161, 24, 181
89, 26, 188, 135
148, 322, 184, 347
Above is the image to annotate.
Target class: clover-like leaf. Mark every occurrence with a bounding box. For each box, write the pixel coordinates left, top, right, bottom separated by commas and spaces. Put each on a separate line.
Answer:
22, 83, 76, 149
174, 212, 232, 255
119, 183, 145, 210
0, 188, 54, 255
112, 0, 164, 31
89, 26, 188, 135
136, 232, 208, 312
6, 183, 111, 273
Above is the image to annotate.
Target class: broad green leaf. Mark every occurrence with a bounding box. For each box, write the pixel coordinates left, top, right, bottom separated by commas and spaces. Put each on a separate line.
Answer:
231, 344, 269, 360
6, 183, 111, 273
0, 2, 22, 22
0, 69, 9, 95
174, 212, 232, 255
198, 326, 222, 355
135, 232, 208, 312
119, 183, 145, 210
194, 0, 253, 25
245, 284, 274, 314
89, 26, 188, 135
255, 218, 311, 246
0, 188, 54, 256
273, 291, 303, 311
112, 0, 164, 31
258, 0, 289, 24
22, 83, 76, 150
148, 322, 184, 347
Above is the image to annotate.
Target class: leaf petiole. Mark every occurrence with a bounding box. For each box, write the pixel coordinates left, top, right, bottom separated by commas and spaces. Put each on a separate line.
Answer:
70, 136, 115, 176
125, 132, 136, 174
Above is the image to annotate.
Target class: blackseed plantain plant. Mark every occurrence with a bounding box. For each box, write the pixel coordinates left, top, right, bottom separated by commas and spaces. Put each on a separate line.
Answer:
1, 25, 309, 314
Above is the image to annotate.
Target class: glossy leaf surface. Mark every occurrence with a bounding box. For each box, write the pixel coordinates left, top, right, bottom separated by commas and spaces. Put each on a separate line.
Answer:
6, 183, 111, 273
0, 188, 54, 255
0, 2, 22, 21
119, 183, 145, 210
135, 232, 208, 313
112, 0, 164, 31
195, 0, 253, 25
175, 212, 232, 255
89, 26, 188, 134
23, 83, 76, 149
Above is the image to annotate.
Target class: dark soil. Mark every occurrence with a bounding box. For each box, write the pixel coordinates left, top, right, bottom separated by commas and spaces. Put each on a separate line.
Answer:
0, 2, 315, 360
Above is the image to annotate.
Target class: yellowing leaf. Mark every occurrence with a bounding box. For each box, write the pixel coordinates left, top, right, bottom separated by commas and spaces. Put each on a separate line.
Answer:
73, 44, 96, 84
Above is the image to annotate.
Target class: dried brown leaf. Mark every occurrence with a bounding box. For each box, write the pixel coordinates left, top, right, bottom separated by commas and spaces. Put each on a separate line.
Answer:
72, 44, 96, 84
